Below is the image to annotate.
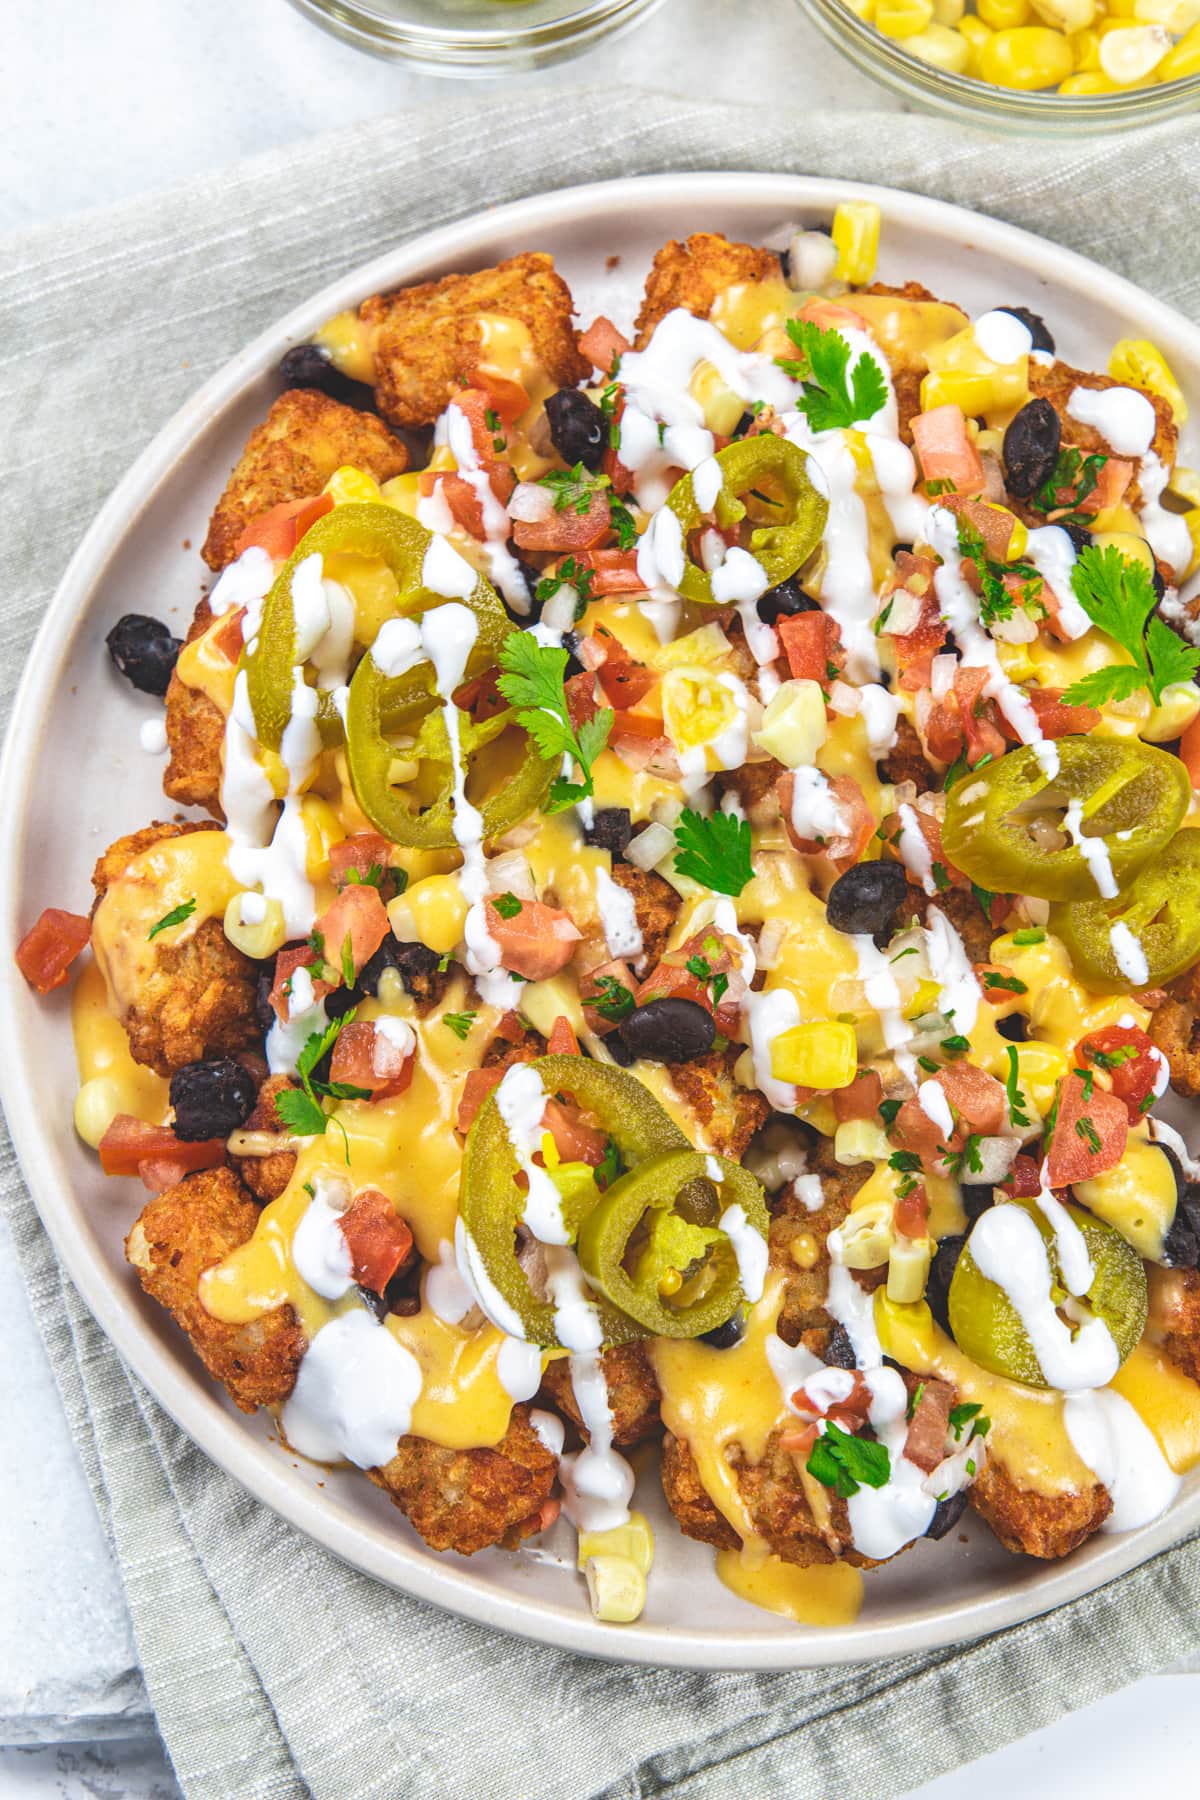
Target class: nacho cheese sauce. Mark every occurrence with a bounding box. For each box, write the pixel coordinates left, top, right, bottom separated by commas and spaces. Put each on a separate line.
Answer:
71, 203, 1200, 1632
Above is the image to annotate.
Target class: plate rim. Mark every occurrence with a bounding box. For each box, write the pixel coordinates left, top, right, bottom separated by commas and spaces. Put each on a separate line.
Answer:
4, 168, 1200, 1671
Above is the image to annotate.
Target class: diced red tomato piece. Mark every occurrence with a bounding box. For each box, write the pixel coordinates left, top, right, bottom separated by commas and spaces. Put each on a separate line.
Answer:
911, 405, 986, 497
1017, 687, 1100, 739
338, 1188, 414, 1294
470, 370, 529, 424
457, 1066, 505, 1134
1001, 1153, 1044, 1198
924, 665, 1006, 768
780, 772, 875, 872
580, 958, 638, 1037
98, 1115, 224, 1178
541, 1098, 607, 1167
833, 1069, 884, 1124
977, 962, 1024, 1008
328, 1020, 415, 1100
1076, 1023, 1167, 1125
893, 1063, 1008, 1166
16, 908, 91, 994
893, 1183, 929, 1240
777, 611, 843, 686
1180, 713, 1200, 789
879, 804, 968, 893
792, 1369, 873, 1432
210, 607, 247, 663
547, 1016, 580, 1055
511, 489, 610, 553
1079, 457, 1133, 515
486, 897, 581, 981
601, 441, 637, 500
903, 1377, 955, 1474
578, 316, 631, 373
233, 492, 333, 562
1044, 1071, 1128, 1186
565, 669, 601, 732
314, 883, 390, 987
453, 667, 508, 724
269, 945, 331, 1021
329, 833, 391, 889
940, 495, 1014, 562
593, 633, 658, 709
138, 1157, 198, 1195
492, 1010, 527, 1046
439, 470, 515, 540
580, 549, 647, 595
882, 553, 946, 692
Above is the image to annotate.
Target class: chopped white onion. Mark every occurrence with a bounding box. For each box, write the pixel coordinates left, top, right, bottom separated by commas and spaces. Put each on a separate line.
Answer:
626, 821, 676, 871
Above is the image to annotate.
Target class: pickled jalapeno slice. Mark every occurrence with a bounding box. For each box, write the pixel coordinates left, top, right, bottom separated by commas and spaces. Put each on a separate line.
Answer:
664, 437, 829, 605
1051, 828, 1200, 992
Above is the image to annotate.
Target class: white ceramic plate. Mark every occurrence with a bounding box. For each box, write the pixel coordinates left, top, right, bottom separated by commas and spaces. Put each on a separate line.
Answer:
3, 173, 1198, 1671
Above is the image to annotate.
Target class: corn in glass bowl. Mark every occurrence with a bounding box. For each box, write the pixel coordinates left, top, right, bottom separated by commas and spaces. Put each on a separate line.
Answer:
284, 0, 667, 72
793, 0, 1200, 130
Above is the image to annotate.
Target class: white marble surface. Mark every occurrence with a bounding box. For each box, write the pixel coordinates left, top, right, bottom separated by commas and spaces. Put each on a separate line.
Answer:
0, 1, 1194, 1795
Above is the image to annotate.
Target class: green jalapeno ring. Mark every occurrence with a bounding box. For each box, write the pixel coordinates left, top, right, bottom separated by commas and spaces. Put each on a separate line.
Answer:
665, 438, 829, 605
576, 1148, 769, 1339
942, 736, 1190, 903
244, 502, 509, 751
1051, 827, 1200, 993
461, 1056, 689, 1348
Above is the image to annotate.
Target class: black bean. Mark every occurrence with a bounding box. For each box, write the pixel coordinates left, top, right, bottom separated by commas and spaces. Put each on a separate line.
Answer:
996, 1012, 1027, 1042
925, 1489, 969, 1540
170, 1058, 258, 1141
545, 389, 608, 470
732, 410, 758, 439
825, 1322, 858, 1370
585, 808, 632, 857
995, 306, 1055, 356
1002, 398, 1061, 499
757, 575, 821, 626
892, 542, 914, 558
351, 938, 441, 1002
1162, 1209, 1199, 1269
606, 1032, 636, 1067
961, 1184, 996, 1222
105, 613, 182, 698
278, 343, 377, 411
615, 998, 715, 1065
1063, 522, 1093, 554
323, 986, 359, 1022
255, 969, 276, 1039
826, 860, 909, 938
928, 1234, 966, 1334
700, 1313, 746, 1349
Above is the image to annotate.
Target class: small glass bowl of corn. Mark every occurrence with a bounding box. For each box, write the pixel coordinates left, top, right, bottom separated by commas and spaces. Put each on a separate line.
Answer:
794, 0, 1200, 129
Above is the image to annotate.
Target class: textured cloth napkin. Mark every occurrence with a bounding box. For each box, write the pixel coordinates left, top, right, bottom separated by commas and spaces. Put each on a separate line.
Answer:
5, 91, 1200, 1800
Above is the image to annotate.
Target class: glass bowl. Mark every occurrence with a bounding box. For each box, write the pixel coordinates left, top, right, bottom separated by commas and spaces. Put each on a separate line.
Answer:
283, 0, 668, 73
793, 0, 1200, 131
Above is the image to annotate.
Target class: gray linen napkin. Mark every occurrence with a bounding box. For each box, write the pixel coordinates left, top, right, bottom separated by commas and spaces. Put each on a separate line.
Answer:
4, 91, 1200, 1800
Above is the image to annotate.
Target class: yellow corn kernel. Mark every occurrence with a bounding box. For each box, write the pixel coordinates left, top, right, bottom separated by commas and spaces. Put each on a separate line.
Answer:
1099, 21, 1171, 75
979, 0, 1031, 25
1136, 0, 1200, 26
932, 0, 965, 23
1103, 0, 1139, 12
770, 1020, 858, 1089
1060, 66, 1112, 86
958, 12, 995, 66
1108, 339, 1188, 424
578, 1511, 655, 1574
380, 472, 422, 518
1144, 680, 1200, 742
223, 893, 287, 961
1169, 465, 1200, 507
324, 464, 382, 506
1159, 17, 1200, 73
302, 795, 346, 881
1068, 25, 1102, 62
834, 1119, 893, 1167
831, 201, 881, 286
980, 24, 1076, 84
904, 976, 941, 1021
376, 967, 407, 1011
904, 22, 973, 66
388, 873, 468, 956
688, 361, 745, 436
1032, 0, 1097, 26
887, 1236, 934, 1304
1009, 1040, 1068, 1116
877, 0, 935, 35
752, 678, 828, 768
74, 1077, 125, 1150
837, 1196, 895, 1267
584, 1556, 647, 1624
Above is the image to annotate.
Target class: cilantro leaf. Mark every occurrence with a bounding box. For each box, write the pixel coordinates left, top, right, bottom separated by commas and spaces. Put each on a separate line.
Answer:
274, 1010, 358, 1140
775, 319, 887, 432
340, 932, 356, 989
806, 1421, 891, 1498
147, 898, 196, 941
493, 892, 523, 920
274, 1088, 329, 1137
590, 975, 635, 1022
672, 808, 753, 897
497, 633, 613, 815
1005, 1044, 1032, 1129
1061, 543, 1200, 708
535, 555, 595, 620
539, 461, 598, 516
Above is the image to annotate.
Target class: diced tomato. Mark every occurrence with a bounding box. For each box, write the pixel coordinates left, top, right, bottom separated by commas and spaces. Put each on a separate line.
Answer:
637, 929, 745, 1036
16, 908, 90, 994
210, 606, 247, 663
593, 632, 658, 709
471, 369, 529, 424
882, 553, 946, 692
439, 470, 515, 540
454, 666, 509, 724
778, 1421, 821, 1457
977, 961, 1023, 1007
492, 1010, 527, 1046
602, 440, 637, 499
903, 1377, 955, 1474
893, 1183, 929, 1240
457, 1066, 505, 1134
565, 669, 601, 732
269, 945, 331, 1021
911, 405, 986, 498
233, 492, 333, 562
780, 772, 875, 873
338, 1188, 414, 1294
579, 316, 631, 373
580, 549, 647, 595
1180, 712, 1200, 789
792, 1369, 873, 1433
893, 1063, 1008, 1165
329, 833, 391, 889
879, 804, 968, 893
1043, 1071, 1128, 1186
512, 489, 611, 553
1016, 687, 1100, 739
547, 1016, 580, 1055
313, 883, 390, 986
777, 611, 843, 686
939, 495, 1014, 562
1079, 456, 1133, 515
1001, 1153, 1043, 1198
486, 897, 581, 981
1076, 1023, 1166, 1125
580, 958, 637, 1037
924, 665, 1006, 768
328, 1020, 415, 1100
833, 1069, 884, 1124
541, 1098, 607, 1167
98, 1115, 225, 1179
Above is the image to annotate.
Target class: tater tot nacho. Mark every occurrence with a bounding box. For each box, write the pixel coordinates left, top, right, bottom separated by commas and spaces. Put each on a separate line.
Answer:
23, 201, 1200, 1629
